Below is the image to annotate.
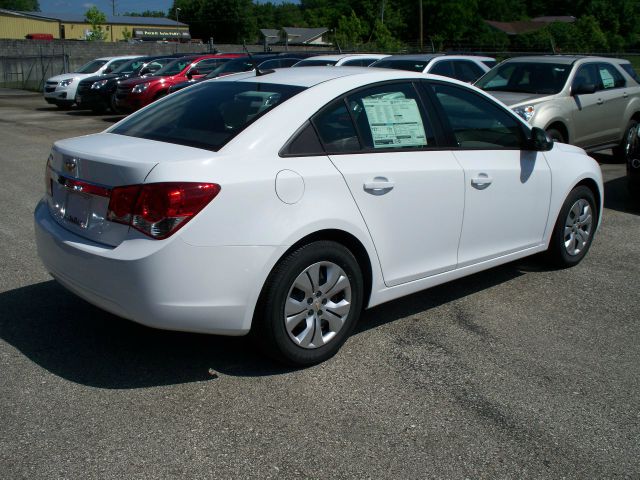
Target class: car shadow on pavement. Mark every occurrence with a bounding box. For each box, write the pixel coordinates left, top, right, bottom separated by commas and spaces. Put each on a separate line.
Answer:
1, 262, 526, 389
603, 176, 639, 215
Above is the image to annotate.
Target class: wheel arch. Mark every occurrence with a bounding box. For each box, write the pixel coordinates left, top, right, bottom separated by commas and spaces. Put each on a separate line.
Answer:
574, 177, 602, 221
281, 229, 374, 308
546, 120, 570, 144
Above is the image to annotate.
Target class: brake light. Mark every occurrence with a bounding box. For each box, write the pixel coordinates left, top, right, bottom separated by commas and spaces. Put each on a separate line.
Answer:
107, 182, 220, 239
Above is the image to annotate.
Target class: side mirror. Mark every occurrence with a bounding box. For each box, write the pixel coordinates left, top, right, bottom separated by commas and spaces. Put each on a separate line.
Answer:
104, 67, 112, 74
529, 127, 554, 151
186, 68, 200, 79
571, 82, 597, 96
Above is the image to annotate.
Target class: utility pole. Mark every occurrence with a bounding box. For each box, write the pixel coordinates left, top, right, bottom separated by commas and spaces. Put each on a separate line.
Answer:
112, 0, 115, 16
381, 0, 385, 25
419, 0, 423, 52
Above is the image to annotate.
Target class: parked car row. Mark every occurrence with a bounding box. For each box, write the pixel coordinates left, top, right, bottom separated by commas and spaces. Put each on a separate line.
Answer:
43, 52, 640, 190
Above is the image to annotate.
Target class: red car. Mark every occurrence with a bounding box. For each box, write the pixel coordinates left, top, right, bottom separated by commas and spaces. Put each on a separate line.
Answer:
114, 54, 242, 112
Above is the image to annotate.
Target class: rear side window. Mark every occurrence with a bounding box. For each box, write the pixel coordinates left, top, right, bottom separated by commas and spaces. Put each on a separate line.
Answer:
430, 82, 526, 149
111, 82, 306, 151
373, 59, 428, 73
342, 58, 377, 67
598, 63, 625, 89
430, 60, 454, 77
281, 122, 324, 156
621, 63, 640, 83
482, 60, 497, 69
346, 83, 433, 150
312, 100, 361, 153
453, 61, 484, 82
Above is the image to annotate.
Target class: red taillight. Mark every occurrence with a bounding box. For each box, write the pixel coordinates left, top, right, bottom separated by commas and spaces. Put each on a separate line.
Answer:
107, 182, 220, 239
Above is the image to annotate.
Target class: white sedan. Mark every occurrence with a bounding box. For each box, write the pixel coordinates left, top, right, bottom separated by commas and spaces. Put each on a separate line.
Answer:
35, 67, 603, 366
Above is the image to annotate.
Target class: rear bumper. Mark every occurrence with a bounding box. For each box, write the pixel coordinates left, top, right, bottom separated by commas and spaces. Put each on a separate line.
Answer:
34, 200, 281, 335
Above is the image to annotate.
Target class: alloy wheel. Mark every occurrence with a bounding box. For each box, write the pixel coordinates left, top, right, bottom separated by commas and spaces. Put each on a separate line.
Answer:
563, 199, 593, 256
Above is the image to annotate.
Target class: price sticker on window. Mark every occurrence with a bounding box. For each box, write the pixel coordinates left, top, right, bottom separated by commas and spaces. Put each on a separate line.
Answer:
363, 96, 427, 149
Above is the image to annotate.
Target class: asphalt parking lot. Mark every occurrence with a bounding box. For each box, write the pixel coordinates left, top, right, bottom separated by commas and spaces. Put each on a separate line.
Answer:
1, 90, 639, 479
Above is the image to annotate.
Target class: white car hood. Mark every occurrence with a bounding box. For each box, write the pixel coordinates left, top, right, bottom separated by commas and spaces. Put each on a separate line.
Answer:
47, 72, 99, 82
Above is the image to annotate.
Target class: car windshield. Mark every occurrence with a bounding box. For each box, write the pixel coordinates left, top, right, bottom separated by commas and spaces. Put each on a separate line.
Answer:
205, 58, 255, 78
110, 81, 306, 151
154, 58, 195, 76
112, 58, 146, 74
371, 59, 429, 72
75, 59, 108, 74
293, 59, 338, 67
476, 62, 572, 94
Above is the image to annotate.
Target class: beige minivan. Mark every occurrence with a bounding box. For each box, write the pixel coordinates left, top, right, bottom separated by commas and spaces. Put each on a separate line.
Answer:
476, 55, 640, 162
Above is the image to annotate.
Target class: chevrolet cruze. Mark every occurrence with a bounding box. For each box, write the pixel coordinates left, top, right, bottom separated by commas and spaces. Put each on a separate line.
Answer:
35, 68, 603, 366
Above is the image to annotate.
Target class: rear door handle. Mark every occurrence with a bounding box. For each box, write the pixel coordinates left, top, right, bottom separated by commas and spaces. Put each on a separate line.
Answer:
471, 174, 493, 189
364, 177, 394, 194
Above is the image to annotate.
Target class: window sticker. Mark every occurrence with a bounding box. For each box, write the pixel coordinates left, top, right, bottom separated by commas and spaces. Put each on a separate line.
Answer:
362, 94, 427, 148
599, 67, 615, 88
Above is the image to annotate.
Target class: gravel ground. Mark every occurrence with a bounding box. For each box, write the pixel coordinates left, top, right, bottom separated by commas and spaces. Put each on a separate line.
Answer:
1, 91, 639, 479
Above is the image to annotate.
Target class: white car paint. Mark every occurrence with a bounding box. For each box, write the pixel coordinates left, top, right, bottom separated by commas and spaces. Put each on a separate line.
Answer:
292, 54, 389, 67
34, 67, 603, 339
43, 56, 139, 106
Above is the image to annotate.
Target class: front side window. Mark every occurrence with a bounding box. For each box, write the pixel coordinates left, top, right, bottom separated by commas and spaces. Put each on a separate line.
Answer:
110, 82, 305, 151
113, 59, 141, 74
193, 58, 230, 75
106, 59, 129, 72
342, 58, 377, 67
75, 60, 108, 74
431, 83, 526, 149
346, 83, 433, 150
571, 64, 602, 93
598, 63, 625, 89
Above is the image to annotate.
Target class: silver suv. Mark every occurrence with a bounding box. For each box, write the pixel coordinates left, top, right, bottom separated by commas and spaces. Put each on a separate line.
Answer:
476, 55, 640, 161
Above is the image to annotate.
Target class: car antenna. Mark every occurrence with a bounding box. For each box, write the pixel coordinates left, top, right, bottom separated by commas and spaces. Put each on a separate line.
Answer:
243, 40, 274, 76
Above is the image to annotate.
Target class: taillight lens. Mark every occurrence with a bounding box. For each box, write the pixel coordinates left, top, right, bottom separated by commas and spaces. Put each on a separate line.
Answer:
107, 182, 220, 239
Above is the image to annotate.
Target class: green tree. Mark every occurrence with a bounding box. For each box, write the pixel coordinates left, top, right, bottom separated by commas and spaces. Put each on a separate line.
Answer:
0, 0, 39, 11
334, 10, 367, 50
370, 19, 403, 51
122, 10, 167, 17
85, 6, 107, 41
121, 27, 132, 41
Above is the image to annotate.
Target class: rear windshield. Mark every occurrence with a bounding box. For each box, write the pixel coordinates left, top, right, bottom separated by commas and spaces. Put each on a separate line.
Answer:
371, 59, 429, 72
476, 62, 572, 94
75, 60, 108, 74
154, 58, 196, 76
294, 59, 338, 67
110, 81, 306, 151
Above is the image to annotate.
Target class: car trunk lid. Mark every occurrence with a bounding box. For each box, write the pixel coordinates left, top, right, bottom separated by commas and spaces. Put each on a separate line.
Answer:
46, 133, 212, 246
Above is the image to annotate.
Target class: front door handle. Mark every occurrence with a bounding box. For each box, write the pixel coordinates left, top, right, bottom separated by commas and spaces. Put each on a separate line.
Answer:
471, 174, 493, 189
597, 98, 604, 105
364, 177, 394, 194
623, 91, 629, 98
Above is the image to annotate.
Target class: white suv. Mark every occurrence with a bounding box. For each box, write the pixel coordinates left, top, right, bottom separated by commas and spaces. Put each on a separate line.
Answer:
371, 54, 496, 83
292, 54, 389, 67
44, 56, 139, 109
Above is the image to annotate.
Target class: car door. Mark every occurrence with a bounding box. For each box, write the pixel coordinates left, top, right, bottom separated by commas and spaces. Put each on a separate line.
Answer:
570, 63, 608, 147
313, 82, 465, 287
426, 81, 551, 267
594, 62, 628, 143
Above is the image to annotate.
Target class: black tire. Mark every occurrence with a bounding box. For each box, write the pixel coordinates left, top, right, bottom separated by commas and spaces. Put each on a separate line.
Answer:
546, 128, 565, 143
109, 94, 121, 114
253, 241, 364, 367
613, 119, 638, 162
546, 185, 597, 268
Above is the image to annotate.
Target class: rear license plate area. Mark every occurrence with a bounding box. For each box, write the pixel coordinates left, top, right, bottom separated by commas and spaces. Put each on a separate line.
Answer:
64, 191, 91, 229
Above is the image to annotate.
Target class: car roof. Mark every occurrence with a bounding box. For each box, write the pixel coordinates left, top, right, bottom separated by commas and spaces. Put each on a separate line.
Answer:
503, 55, 629, 65
380, 54, 444, 62
227, 65, 426, 87
297, 54, 384, 62
97, 56, 140, 61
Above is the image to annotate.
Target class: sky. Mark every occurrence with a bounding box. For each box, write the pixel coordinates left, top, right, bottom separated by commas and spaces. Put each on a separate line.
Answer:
38, 0, 290, 16
39, 0, 175, 15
